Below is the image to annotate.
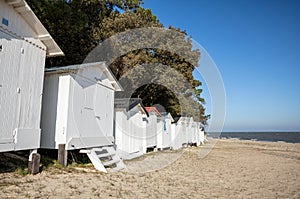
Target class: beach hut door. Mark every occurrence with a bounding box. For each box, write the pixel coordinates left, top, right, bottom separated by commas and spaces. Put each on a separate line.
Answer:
0, 39, 22, 146
94, 84, 114, 137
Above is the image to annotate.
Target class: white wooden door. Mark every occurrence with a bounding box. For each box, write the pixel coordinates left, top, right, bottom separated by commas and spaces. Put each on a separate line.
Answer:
94, 84, 114, 137
0, 36, 22, 146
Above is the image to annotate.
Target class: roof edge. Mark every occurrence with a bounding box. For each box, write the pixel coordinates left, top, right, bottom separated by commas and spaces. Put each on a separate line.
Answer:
8, 0, 64, 57
45, 62, 123, 91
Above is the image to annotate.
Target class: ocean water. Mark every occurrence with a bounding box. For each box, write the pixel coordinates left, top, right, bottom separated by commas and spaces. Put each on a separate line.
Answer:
207, 132, 300, 143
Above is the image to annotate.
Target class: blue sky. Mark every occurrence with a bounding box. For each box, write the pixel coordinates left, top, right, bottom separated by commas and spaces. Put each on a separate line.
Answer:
142, 0, 300, 132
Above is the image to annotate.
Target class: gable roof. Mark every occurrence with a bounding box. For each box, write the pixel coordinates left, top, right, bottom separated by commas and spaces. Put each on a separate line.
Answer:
115, 98, 149, 116
7, 0, 63, 57
160, 112, 174, 122
45, 62, 122, 91
145, 107, 162, 117
177, 116, 204, 127
177, 116, 191, 125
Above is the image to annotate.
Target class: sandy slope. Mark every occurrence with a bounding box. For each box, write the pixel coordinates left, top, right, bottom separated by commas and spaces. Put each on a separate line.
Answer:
0, 138, 299, 198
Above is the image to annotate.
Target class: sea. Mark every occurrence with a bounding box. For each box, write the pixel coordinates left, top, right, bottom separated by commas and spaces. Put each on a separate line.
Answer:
207, 132, 300, 143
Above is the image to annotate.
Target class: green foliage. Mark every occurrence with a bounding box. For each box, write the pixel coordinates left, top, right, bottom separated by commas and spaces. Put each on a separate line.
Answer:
28, 0, 107, 66
15, 167, 29, 176
40, 155, 56, 170
28, 0, 209, 124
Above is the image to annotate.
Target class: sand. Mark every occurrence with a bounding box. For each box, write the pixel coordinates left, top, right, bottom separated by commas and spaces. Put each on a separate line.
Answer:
0, 138, 299, 198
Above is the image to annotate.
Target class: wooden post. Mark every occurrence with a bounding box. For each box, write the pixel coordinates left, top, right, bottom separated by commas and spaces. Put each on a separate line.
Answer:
28, 161, 32, 173
28, 153, 40, 174
28, 149, 40, 174
31, 153, 40, 174
58, 144, 67, 166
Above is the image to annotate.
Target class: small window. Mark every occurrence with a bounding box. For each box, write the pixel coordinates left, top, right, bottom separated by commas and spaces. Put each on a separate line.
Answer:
2, 18, 9, 26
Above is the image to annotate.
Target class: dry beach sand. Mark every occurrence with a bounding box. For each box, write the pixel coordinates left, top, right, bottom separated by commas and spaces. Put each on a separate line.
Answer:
0, 138, 299, 198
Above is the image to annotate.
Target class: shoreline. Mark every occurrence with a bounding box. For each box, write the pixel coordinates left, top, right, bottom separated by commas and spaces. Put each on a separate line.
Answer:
1, 139, 299, 198
207, 131, 300, 143
210, 136, 300, 144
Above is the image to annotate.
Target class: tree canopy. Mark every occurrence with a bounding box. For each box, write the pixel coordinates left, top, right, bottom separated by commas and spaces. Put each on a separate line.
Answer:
27, 0, 209, 124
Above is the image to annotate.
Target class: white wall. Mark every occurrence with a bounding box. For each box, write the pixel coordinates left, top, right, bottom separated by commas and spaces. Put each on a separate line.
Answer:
40, 74, 70, 149
41, 74, 60, 149
199, 125, 205, 144
41, 66, 117, 150
156, 116, 172, 149
67, 75, 115, 139
0, 38, 22, 146
146, 114, 157, 148
115, 107, 147, 158
0, 35, 46, 152
171, 122, 188, 149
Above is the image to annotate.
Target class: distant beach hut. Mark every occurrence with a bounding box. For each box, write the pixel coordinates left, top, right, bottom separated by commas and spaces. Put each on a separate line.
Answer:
179, 117, 205, 146
186, 117, 195, 145
198, 123, 205, 145
190, 121, 204, 146
170, 117, 191, 150
40, 62, 125, 172
190, 121, 197, 145
170, 123, 181, 150
175, 117, 190, 146
156, 112, 174, 150
145, 107, 161, 151
114, 98, 149, 159
0, 0, 63, 173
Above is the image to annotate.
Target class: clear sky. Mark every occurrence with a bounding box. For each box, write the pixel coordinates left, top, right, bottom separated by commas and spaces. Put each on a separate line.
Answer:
142, 0, 300, 132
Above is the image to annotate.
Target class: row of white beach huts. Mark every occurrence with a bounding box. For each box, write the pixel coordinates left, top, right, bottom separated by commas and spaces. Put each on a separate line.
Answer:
0, 0, 205, 173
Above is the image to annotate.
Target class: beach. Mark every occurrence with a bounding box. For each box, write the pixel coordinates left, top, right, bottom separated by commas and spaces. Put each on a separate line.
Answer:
0, 138, 299, 198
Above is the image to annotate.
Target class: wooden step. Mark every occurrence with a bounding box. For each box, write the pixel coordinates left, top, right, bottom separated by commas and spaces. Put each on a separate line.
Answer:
95, 150, 116, 158
81, 146, 126, 172
102, 157, 120, 166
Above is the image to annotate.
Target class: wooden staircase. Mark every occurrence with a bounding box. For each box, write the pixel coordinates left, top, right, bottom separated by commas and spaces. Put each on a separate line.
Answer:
80, 146, 126, 173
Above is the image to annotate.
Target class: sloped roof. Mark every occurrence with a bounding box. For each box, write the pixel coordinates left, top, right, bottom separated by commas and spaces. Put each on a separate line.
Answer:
7, 0, 63, 57
160, 112, 174, 122
115, 98, 149, 116
45, 62, 122, 91
177, 116, 204, 127
145, 107, 162, 117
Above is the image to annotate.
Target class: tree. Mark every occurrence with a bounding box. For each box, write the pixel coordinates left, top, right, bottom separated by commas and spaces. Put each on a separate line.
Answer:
27, 0, 141, 66
28, 0, 209, 124
99, 10, 208, 123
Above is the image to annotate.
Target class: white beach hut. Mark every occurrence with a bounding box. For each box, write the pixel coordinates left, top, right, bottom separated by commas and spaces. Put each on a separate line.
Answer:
170, 124, 181, 150
156, 112, 174, 150
188, 121, 205, 146
114, 98, 149, 159
40, 62, 125, 172
176, 117, 190, 146
191, 121, 201, 146
198, 122, 205, 145
171, 117, 188, 150
145, 107, 160, 151
174, 118, 205, 147
0, 0, 63, 172
186, 117, 195, 145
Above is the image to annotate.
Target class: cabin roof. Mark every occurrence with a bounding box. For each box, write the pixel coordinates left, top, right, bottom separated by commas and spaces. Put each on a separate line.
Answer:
7, 0, 63, 57
177, 116, 204, 126
160, 112, 175, 122
178, 116, 193, 123
145, 107, 162, 117
115, 98, 149, 116
45, 62, 123, 91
